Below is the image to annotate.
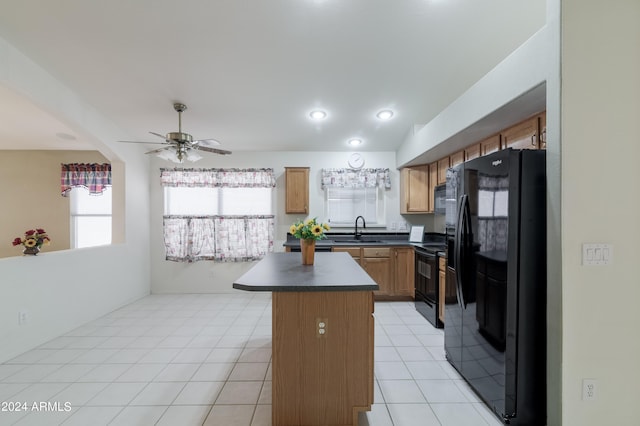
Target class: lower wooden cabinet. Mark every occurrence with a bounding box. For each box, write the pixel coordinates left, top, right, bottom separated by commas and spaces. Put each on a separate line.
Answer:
438, 256, 447, 324
394, 248, 415, 298
363, 256, 392, 297
333, 246, 415, 299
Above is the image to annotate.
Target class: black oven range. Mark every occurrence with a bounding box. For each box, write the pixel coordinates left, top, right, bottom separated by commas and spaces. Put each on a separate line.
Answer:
414, 245, 444, 328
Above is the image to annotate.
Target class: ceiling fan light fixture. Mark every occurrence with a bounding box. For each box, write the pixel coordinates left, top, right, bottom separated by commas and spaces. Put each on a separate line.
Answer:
185, 149, 203, 162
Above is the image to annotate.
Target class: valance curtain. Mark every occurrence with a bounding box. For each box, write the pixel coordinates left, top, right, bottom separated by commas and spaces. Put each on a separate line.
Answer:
320, 168, 391, 189
161, 168, 276, 263
160, 168, 276, 188
61, 163, 112, 196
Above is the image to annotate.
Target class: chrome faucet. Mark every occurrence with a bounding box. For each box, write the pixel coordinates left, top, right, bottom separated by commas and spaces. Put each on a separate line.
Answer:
354, 215, 366, 240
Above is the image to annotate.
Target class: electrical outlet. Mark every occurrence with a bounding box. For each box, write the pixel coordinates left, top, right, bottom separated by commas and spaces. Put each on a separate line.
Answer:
316, 318, 328, 337
18, 311, 29, 326
582, 379, 597, 401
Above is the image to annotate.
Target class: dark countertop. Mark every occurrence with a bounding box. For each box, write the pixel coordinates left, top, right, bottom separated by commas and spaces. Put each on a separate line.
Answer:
233, 252, 379, 292
283, 232, 447, 251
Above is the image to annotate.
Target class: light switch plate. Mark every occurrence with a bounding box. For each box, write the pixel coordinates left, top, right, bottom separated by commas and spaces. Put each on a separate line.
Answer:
582, 243, 613, 266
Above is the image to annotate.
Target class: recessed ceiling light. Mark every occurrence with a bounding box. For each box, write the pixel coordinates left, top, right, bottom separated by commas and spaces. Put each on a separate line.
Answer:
348, 138, 362, 146
309, 110, 327, 120
376, 110, 394, 120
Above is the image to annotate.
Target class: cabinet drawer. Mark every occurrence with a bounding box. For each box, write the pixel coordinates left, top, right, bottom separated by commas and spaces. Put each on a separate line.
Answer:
332, 247, 361, 258
438, 256, 446, 271
362, 247, 391, 258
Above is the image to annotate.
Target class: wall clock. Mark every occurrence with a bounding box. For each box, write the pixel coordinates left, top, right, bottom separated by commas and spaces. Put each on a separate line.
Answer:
348, 153, 365, 169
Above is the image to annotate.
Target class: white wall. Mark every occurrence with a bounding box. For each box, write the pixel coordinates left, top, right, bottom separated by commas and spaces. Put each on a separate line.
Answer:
560, 1, 640, 424
396, 27, 550, 167
0, 150, 109, 258
149, 150, 436, 293
0, 37, 151, 362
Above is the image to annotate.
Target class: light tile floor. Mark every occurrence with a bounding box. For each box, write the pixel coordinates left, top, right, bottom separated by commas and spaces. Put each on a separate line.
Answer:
0, 293, 502, 426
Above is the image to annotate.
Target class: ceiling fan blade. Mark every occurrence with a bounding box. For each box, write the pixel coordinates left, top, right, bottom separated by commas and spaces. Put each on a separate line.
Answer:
145, 146, 173, 155
193, 138, 221, 147
118, 140, 168, 145
198, 146, 232, 155
149, 131, 169, 141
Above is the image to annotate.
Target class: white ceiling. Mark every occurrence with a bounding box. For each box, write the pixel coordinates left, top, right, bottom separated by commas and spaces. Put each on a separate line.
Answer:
0, 0, 545, 154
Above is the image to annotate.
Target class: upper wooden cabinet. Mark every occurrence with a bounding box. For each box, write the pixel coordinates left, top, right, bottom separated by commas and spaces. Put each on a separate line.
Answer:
465, 143, 481, 161
449, 150, 465, 169
428, 162, 438, 212
437, 157, 450, 185
481, 134, 502, 156
401, 165, 430, 214
284, 167, 309, 214
502, 116, 539, 150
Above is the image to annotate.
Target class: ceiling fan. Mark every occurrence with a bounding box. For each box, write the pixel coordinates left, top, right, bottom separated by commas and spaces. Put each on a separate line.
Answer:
119, 103, 231, 163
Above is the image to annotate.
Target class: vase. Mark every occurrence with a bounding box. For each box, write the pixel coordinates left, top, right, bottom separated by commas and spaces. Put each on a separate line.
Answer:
300, 239, 316, 265
23, 246, 40, 256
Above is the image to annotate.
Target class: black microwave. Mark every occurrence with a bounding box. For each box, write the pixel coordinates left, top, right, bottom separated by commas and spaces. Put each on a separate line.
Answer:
434, 184, 446, 215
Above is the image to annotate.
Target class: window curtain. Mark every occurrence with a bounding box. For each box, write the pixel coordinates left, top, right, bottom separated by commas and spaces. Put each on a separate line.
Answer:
320, 168, 391, 189
61, 163, 112, 196
160, 167, 276, 188
161, 168, 275, 263
163, 215, 274, 262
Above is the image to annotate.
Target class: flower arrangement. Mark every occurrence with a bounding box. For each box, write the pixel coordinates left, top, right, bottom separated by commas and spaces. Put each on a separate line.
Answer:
12, 228, 51, 249
289, 218, 330, 241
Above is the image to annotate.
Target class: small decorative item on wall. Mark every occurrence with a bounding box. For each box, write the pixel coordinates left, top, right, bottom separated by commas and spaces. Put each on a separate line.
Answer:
11, 228, 51, 255
289, 218, 330, 265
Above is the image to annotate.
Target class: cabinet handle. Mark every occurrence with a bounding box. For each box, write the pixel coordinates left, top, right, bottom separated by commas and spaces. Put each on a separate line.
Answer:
531, 133, 537, 146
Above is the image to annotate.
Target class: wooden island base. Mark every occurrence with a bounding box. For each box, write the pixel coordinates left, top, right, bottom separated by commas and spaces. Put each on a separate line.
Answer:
272, 291, 374, 426
233, 253, 378, 426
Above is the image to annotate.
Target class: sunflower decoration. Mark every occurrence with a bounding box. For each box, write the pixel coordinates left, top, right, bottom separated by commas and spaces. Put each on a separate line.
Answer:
289, 217, 330, 241
11, 228, 51, 250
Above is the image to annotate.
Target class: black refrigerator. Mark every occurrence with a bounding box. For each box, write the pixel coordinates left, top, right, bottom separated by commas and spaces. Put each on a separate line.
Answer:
444, 149, 546, 425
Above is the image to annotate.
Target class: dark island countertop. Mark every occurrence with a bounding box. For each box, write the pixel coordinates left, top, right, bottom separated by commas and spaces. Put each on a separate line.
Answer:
233, 252, 379, 292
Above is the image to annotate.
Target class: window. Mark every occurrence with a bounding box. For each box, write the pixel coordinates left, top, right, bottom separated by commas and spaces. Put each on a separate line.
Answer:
325, 186, 385, 226
321, 167, 391, 227
161, 168, 275, 262
164, 187, 272, 216
70, 186, 112, 248
478, 189, 509, 218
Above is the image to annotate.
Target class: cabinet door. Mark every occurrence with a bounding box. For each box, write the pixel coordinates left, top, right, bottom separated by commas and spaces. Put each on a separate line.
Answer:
401, 165, 430, 213
285, 167, 309, 214
539, 111, 546, 150
438, 270, 446, 323
465, 143, 481, 161
363, 257, 392, 297
502, 116, 539, 150
480, 135, 501, 156
437, 157, 450, 185
429, 162, 438, 212
449, 151, 464, 168
394, 248, 415, 298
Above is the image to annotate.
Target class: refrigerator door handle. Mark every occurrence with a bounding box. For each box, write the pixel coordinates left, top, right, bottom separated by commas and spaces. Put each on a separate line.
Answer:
454, 194, 467, 309
460, 195, 472, 309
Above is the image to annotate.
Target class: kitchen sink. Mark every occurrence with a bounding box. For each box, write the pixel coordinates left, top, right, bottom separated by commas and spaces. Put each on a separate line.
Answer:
331, 239, 386, 244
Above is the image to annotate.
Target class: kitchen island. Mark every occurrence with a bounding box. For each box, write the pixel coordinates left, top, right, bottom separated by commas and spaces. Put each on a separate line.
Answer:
233, 252, 378, 426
